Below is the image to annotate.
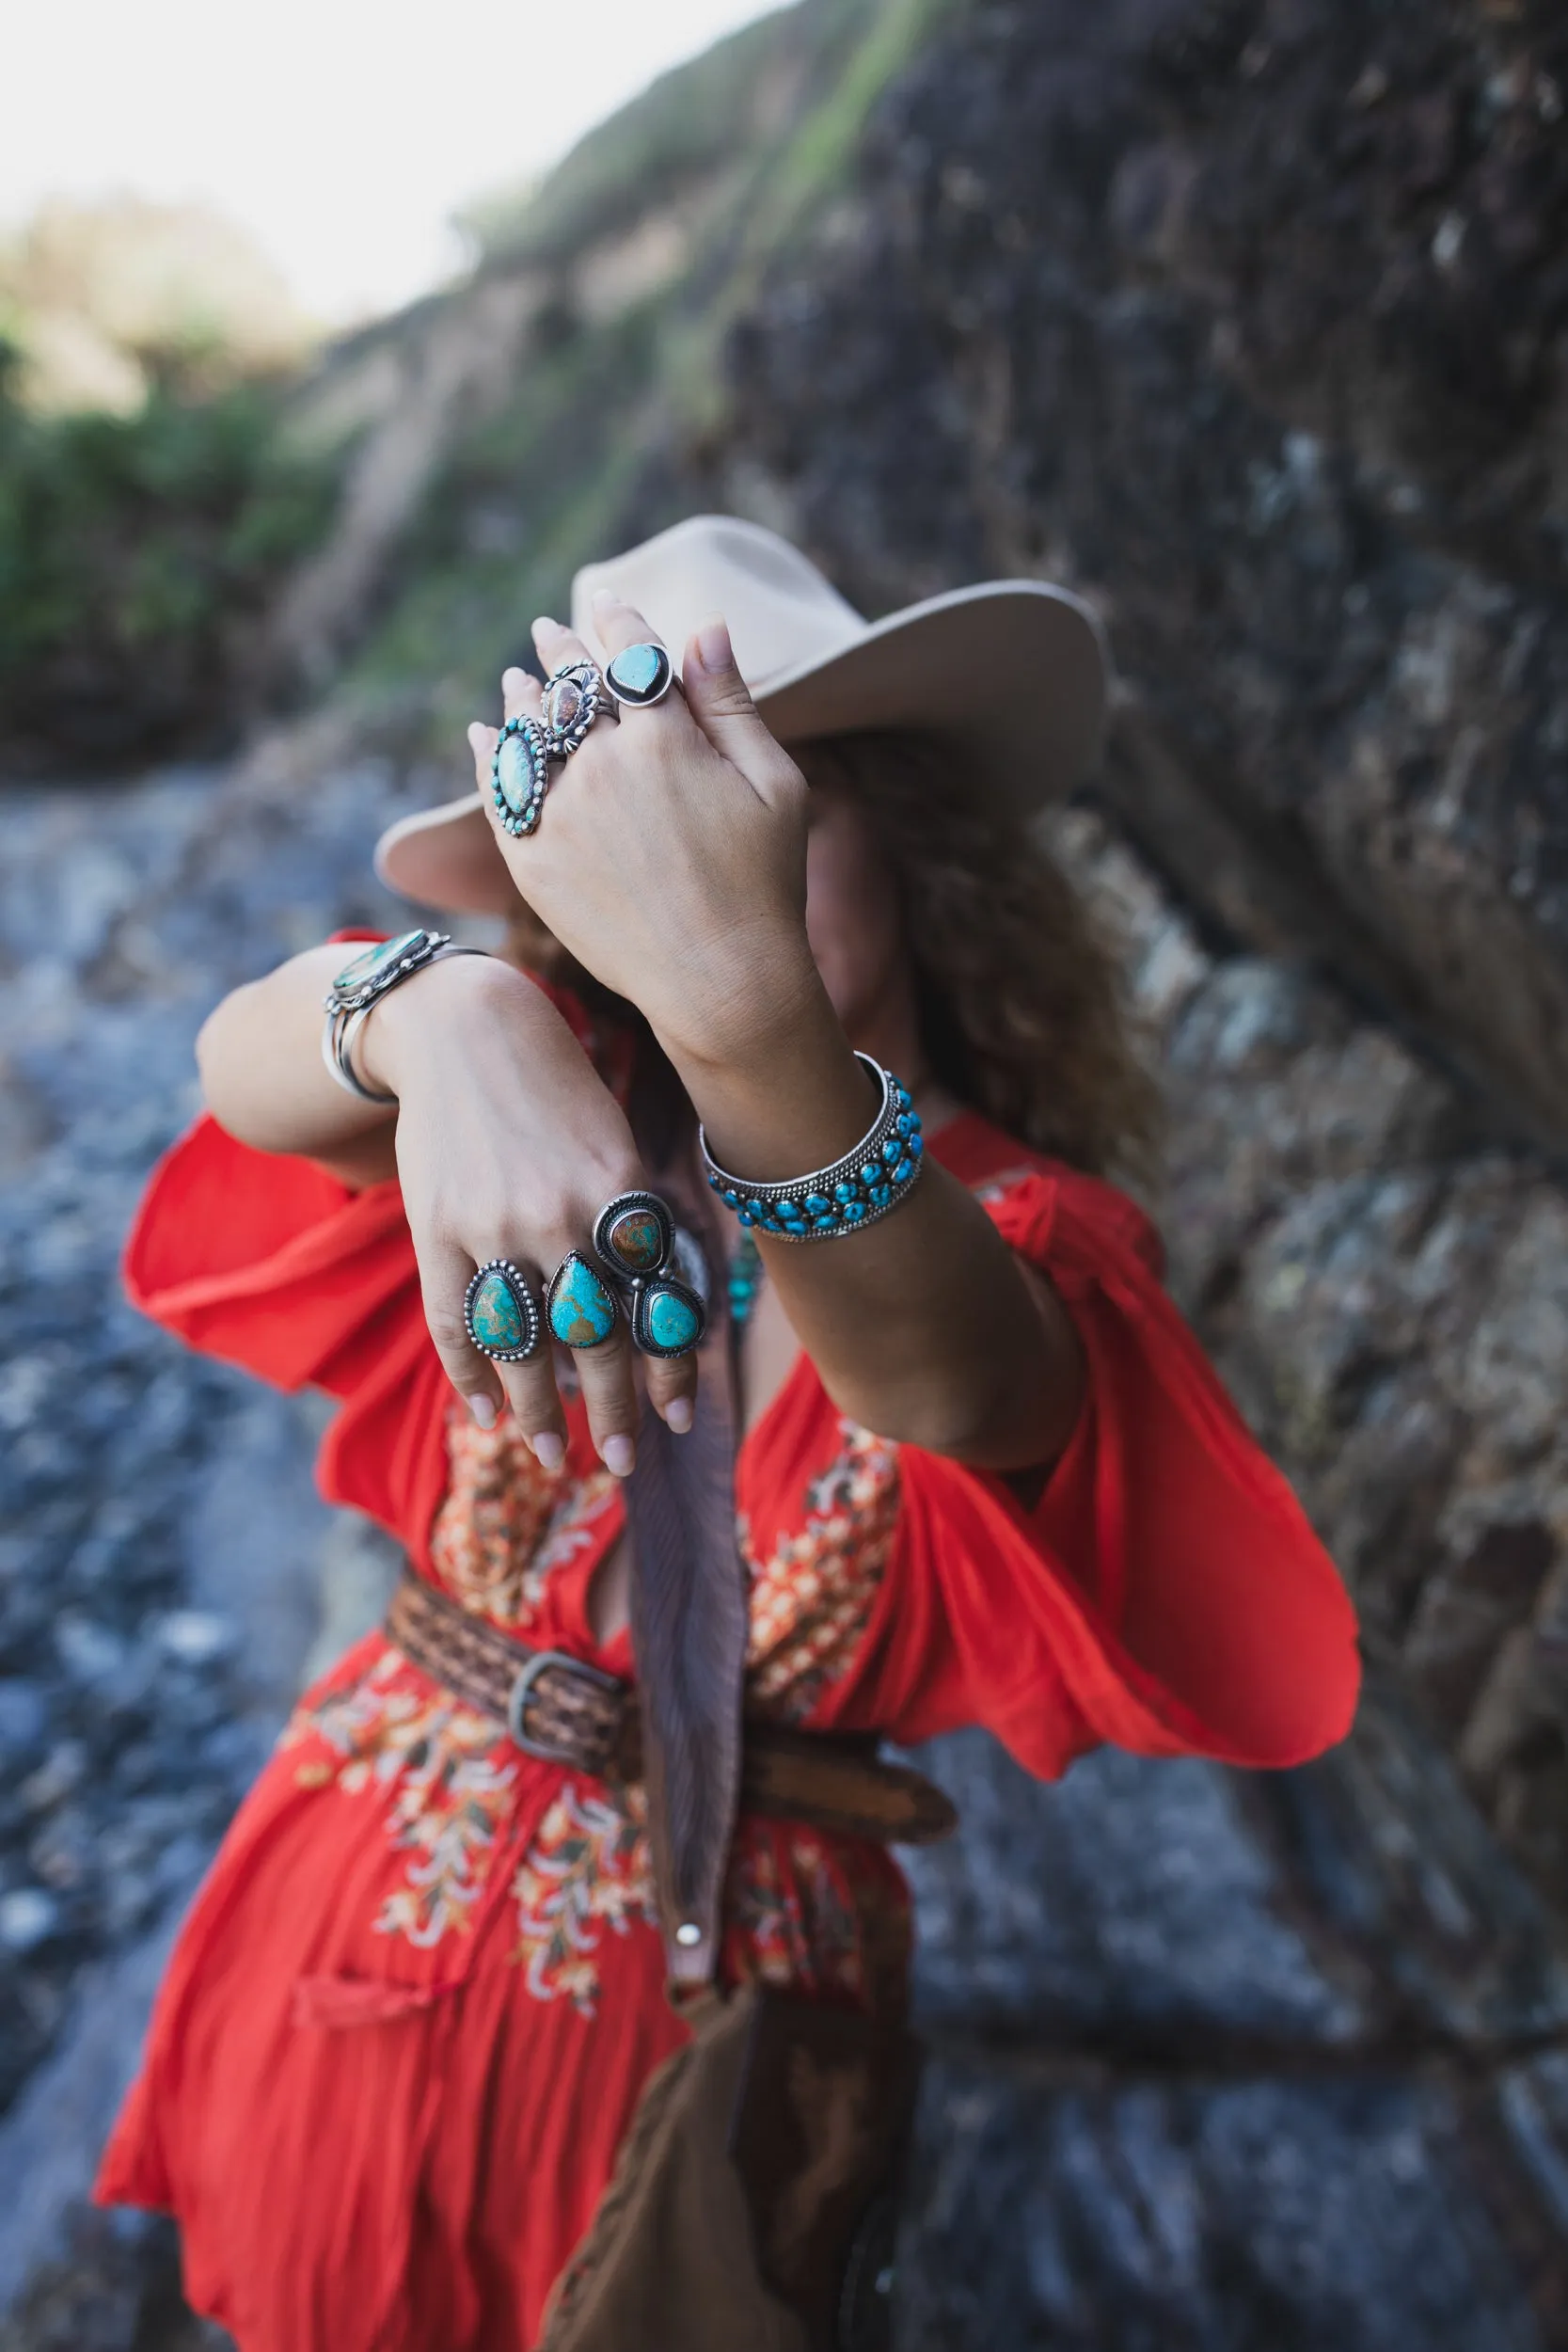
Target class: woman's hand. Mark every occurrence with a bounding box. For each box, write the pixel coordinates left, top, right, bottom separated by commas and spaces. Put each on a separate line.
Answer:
362, 954, 695, 1472
467, 597, 819, 1070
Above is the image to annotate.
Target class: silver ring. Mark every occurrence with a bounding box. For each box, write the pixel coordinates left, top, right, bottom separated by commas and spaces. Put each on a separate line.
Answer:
542, 660, 617, 757
491, 713, 551, 836
603, 643, 674, 709
591, 1189, 706, 1359
464, 1260, 544, 1362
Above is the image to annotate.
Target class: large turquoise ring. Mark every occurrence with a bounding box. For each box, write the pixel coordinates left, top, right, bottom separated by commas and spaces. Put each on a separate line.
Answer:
604, 642, 674, 709
591, 1189, 707, 1359
464, 1260, 544, 1362
491, 713, 550, 837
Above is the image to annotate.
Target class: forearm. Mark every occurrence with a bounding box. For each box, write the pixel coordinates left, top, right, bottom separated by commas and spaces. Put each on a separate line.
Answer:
197, 945, 399, 1166
659, 956, 1084, 1470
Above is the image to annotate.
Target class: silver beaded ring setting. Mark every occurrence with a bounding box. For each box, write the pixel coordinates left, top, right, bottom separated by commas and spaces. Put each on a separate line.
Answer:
700, 1054, 925, 1241
542, 660, 617, 757
464, 1259, 544, 1362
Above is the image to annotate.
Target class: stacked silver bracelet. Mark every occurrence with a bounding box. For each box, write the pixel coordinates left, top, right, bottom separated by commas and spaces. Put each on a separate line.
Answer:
321, 929, 489, 1105
699, 1053, 925, 1241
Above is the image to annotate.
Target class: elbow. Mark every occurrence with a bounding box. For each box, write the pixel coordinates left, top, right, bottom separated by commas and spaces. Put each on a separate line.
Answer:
195, 985, 259, 1143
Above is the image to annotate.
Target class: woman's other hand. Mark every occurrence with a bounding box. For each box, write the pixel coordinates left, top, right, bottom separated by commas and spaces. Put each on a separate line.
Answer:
357, 953, 694, 1471
467, 597, 818, 1071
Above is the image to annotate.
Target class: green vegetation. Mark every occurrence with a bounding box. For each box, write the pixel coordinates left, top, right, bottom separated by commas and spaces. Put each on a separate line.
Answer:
0, 347, 338, 768
1, 0, 965, 771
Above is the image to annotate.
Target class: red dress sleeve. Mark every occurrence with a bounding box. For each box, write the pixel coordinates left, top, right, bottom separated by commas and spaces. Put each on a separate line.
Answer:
124, 1112, 450, 1565
869, 1161, 1361, 1775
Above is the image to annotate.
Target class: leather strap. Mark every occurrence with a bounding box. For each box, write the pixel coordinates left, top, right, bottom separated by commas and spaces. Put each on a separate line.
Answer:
386, 1569, 958, 1851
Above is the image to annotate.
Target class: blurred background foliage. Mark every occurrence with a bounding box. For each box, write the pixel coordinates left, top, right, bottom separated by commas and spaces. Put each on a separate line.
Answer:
0, 0, 947, 774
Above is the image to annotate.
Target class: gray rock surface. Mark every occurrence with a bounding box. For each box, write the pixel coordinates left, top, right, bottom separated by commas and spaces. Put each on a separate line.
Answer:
6, 741, 1568, 2346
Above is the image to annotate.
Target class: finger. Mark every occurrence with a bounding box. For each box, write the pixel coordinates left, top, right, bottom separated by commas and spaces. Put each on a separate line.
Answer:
567, 1314, 643, 1477
492, 1347, 569, 1473
467, 720, 499, 787
681, 612, 801, 803
642, 1348, 698, 1434
415, 1237, 508, 1429
531, 611, 613, 688
502, 666, 545, 723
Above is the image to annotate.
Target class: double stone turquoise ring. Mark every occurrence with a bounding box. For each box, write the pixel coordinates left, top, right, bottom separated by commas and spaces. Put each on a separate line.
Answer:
546, 1192, 706, 1361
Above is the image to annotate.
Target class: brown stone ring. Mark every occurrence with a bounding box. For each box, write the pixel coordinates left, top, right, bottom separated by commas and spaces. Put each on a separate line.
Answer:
541, 660, 618, 759
589, 1191, 707, 1359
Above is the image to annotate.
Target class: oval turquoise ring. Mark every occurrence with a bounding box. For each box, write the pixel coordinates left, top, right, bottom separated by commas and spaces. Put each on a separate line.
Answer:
464, 1260, 544, 1362
604, 642, 674, 709
491, 713, 551, 836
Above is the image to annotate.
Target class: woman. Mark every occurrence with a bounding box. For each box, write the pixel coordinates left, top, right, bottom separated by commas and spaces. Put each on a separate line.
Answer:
95, 516, 1359, 2350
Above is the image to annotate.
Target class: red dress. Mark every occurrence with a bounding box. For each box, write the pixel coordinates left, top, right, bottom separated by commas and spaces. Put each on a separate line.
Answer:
95, 1104, 1359, 2352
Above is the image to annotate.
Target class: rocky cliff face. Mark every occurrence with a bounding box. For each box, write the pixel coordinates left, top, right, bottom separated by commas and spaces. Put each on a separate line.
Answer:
678, 0, 1568, 1910
6, 0, 1568, 2344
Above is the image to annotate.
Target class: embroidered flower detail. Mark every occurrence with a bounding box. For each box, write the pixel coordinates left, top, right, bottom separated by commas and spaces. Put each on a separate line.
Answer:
743, 1422, 901, 1719
509, 1779, 657, 2015
430, 1410, 617, 1628
283, 1648, 516, 1947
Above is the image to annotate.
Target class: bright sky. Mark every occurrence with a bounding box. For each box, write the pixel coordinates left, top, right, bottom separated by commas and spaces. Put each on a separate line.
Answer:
3, 0, 785, 323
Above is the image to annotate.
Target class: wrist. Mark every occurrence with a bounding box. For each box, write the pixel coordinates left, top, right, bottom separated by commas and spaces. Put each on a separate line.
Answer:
358, 954, 546, 1095
650, 923, 827, 1075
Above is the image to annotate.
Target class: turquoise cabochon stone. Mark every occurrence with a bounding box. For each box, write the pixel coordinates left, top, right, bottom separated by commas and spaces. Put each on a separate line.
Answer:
496, 727, 544, 816
468, 1269, 528, 1353
335, 930, 421, 993
608, 642, 669, 701
644, 1285, 700, 1353
549, 1255, 618, 1347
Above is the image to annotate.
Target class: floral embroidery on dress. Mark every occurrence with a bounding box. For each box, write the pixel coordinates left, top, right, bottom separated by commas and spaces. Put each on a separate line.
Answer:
430, 1410, 617, 1628
283, 1648, 516, 1948
283, 1418, 906, 1989
743, 1422, 900, 1720
725, 1829, 864, 1996
509, 1779, 656, 2015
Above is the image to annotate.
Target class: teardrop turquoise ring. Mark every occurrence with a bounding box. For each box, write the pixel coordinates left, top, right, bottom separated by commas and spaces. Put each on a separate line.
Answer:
604, 641, 674, 709
463, 1260, 544, 1362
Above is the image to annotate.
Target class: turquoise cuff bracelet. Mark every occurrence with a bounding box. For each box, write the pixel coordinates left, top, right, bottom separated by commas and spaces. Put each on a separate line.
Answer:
700, 1055, 924, 1241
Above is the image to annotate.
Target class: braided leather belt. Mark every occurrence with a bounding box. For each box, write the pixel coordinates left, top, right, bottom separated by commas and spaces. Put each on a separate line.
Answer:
387, 1571, 956, 1848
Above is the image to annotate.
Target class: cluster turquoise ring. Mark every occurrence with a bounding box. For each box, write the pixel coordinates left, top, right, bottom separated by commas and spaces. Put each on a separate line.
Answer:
465, 1260, 544, 1362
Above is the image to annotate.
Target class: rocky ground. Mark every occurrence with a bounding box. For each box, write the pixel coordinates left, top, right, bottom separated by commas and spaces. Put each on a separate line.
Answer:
4, 739, 1568, 2346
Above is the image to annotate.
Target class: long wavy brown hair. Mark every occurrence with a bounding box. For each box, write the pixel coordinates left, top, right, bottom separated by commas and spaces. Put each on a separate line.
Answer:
507, 728, 1161, 1182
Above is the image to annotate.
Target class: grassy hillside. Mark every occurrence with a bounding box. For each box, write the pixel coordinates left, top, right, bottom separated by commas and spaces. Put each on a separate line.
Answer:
279, 0, 958, 745
0, 0, 958, 774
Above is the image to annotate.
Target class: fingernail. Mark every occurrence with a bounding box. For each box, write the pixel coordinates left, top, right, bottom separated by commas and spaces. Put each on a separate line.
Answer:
664, 1397, 694, 1435
531, 1430, 565, 1472
602, 1434, 635, 1478
693, 612, 732, 672
467, 1393, 498, 1429
592, 586, 613, 607
467, 722, 485, 746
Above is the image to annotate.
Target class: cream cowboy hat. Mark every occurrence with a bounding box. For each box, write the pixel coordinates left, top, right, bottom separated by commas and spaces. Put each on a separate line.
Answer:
374, 513, 1109, 914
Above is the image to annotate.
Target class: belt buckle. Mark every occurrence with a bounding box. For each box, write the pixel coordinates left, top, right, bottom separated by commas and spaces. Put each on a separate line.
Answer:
506, 1646, 622, 1760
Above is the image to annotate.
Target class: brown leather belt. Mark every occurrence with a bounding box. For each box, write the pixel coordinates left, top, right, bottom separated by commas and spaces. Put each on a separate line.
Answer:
387, 1571, 956, 1849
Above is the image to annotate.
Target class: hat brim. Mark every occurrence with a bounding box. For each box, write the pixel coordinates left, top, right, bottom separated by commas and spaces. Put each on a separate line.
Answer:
374, 579, 1107, 914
